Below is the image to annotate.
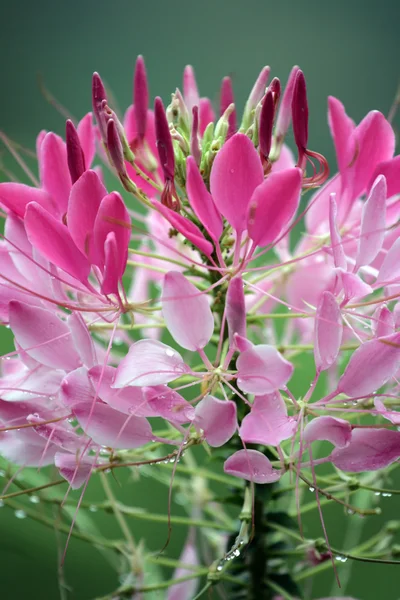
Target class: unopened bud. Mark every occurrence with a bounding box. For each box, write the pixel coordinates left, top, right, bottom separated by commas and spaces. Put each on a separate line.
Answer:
107, 119, 126, 176
92, 72, 108, 139
275, 65, 300, 145
183, 65, 200, 114
154, 96, 175, 181
220, 76, 237, 139
190, 106, 201, 166
66, 119, 85, 184
269, 77, 281, 109
167, 88, 190, 138
133, 55, 149, 142
214, 103, 235, 144
292, 70, 308, 168
259, 90, 274, 163
241, 66, 271, 131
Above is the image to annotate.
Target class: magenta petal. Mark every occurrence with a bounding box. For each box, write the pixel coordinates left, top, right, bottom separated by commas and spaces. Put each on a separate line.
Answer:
367, 155, 400, 199
303, 416, 351, 448
314, 291, 343, 372
9, 301, 81, 371
144, 386, 195, 424
101, 232, 120, 295
77, 112, 96, 168
372, 305, 394, 338
68, 313, 97, 368
72, 402, 153, 449
39, 132, 71, 215
67, 170, 106, 260
162, 271, 214, 351
153, 200, 214, 258
330, 428, 400, 472
355, 174, 387, 270
224, 450, 281, 484
226, 276, 247, 344
236, 344, 293, 394
0, 183, 56, 218
239, 393, 296, 446
328, 97, 355, 173
89, 365, 150, 416
376, 237, 400, 284
247, 168, 302, 247
25, 202, 91, 284
194, 395, 237, 447
93, 192, 131, 274
210, 133, 264, 234
337, 332, 400, 397
198, 98, 215, 135
113, 339, 189, 387
186, 156, 223, 242
55, 452, 95, 489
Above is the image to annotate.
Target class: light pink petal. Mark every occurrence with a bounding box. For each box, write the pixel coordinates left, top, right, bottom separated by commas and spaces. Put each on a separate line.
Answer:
224, 449, 281, 484
68, 313, 96, 368
0, 183, 56, 218
247, 168, 302, 247
167, 534, 199, 600
0, 428, 57, 467
328, 97, 356, 173
210, 133, 264, 234
337, 331, 400, 397
25, 202, 91, 284
236, 344, 294, 394
374, 397, 400, 425
27, 414, 83, 453
60, 367, 93, 408
93, 192, 131, 274
152, 200, 214, 258
271, 144, 296, 172
368, 155, 400, 199
330, 428, 400, 472
89, 365, 151, 416
305, 175, 341, 235
67, 169, 107, 260
162, 271, 214, 351
77, 112, 95, 168
183, 65, 200, 114
186, 156, 223, 242
314, 291, 343, 372
340, 271, 372, 303
355, 175, 387, 270
226, 276, 246, 345
113, 339, 189, 387
376, 237, 400, 284
39, 132, 71, 215
194, 395, 237, 447
303, 416, 351, 448
144, 386, 195, 424
199, 98, 215, 135
239, 392, 296, 446
372, 305, 394, 338
72, 401, 153, 449
55, 452, 95, 489
9, 301, 81, 370
329, 194, 347, 270
234, 333, 254, 353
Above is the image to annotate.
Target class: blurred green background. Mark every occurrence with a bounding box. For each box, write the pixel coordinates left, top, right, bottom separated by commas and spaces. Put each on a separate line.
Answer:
0, 0, 399, 598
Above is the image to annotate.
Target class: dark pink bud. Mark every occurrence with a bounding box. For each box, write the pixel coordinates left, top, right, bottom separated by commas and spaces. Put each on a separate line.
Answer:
92, 72, 107, 139
154, 96, 175, 181
292, 70, 308, 167
269, 77, 281, 108
133, 55, 149, 141
183, 65, 200, 114
275, 66, 300, 143
107, 119, 125, 175
220, 76, 237, 139
66, 119, 86, 184
190, 106, 201, 165
259, 90, 274, 161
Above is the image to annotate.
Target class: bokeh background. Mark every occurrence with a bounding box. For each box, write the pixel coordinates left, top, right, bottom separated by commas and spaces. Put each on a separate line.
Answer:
0, 1, 399, 598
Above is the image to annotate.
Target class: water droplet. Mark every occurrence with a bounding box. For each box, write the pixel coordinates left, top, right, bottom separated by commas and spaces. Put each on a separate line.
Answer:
382, 493, 392, 498
89, 505, 98, 512
104, 469, 111, 474
309, 486, 315, 492
0, 500, 4, 508
216, 564, 223, 572
288, 307, 292, 311
29, 495, 40, 504
14, 509, 26, 519
0, 469, 5, 478
165, 348, 175, 357
347, 508, 355, 515
375, 492, 381, 496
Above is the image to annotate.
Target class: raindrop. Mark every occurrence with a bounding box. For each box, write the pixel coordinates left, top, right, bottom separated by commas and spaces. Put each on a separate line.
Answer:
347, 509, 355, 515
382, 493, 392, 498
309, 487, 315, 492
0, 470, 5, 478
374, 492, 381, 496
29, 495, 40, 504
89, 505, 98, 512
288, 307, 292, 311
0, 500, 4, 508
14, 509, 27, 519
165, 348, 175, 357
216, 564, 223, 572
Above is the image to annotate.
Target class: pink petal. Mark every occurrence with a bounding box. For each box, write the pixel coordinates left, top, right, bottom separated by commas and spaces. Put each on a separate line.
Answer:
194, 395, 237, 447
374, 397, 400, 425
303, 416, 351, 448
186, 156, 223, 242
89, 365, 151, 416
239, 393, 296, 446
113, 339, 189, 387
101, 232, 120, 295
367, 155, 400, 199
226, 276, 246, 345
337, 332, 400, 397
330, 428, 400, 472
72, 401, 153, 449
39, 132, 71, 215
314, 291, 343, 372
144, 386, 195, 424
210, 133, 264, 235
25, 202, 91, 284
372, 305, 394, 338
55, 452, 95, 489
27, 414, 83, 453
355, 175, 387, 270
162, 271, 214, 351
93, 192, 131, 275
376, 237, 400, 284
328, 97, 356, 173
68, 313, 97, 368
247, 168, 302, 247
67, 169, 107, 260
60, 367, 94, 408
236, 344, 294, 394
224, 449, 281, 484
9, 301, 81, 371
0, 183, 56, 218
77, 112, 95, 168
329, 194, 347, 270
199, 98, 215, 135
183, 65, 200, 114
0, 428, 57, 467
340, 271, 372, 303
167, 534, 199, 600
152, 200, 214, 258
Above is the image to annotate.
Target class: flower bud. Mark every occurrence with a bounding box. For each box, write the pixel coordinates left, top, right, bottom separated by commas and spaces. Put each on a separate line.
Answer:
292, 70, 309, 168
166, 88, 190, 138
258, 90, 274, 163
190, 106, 201, 165
183, 65, 200, 114
107, 119, 126, 176
154, 96, 175, 181
220, 76, 236, 139
92, 72, 108, 140
133, 55, 149, 142
274, 65, 300, 146
241, 66, 270, 131
66, 119, 86, 184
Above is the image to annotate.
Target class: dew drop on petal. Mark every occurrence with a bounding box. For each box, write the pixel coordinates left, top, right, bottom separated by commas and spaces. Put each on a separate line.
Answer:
14, 509, 27, 519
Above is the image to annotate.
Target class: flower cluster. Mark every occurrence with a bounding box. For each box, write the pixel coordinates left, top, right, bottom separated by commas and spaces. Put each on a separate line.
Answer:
0, 56, 399, 598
